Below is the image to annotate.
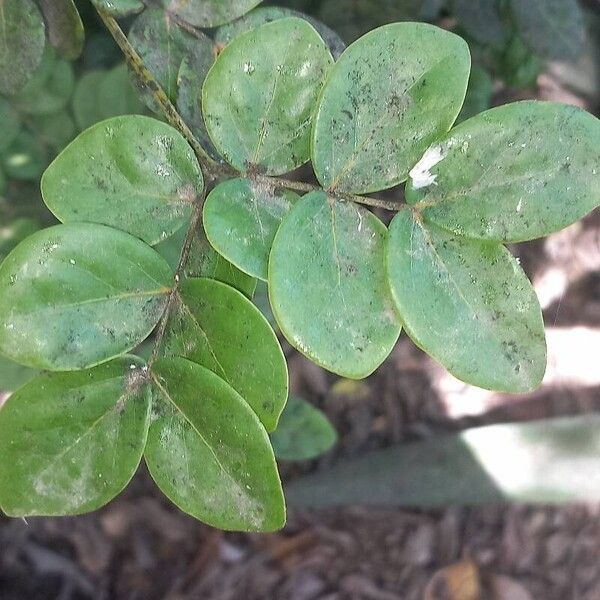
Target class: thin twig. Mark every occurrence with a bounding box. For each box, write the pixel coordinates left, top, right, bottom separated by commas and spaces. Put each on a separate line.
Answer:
148, 195, 205, 367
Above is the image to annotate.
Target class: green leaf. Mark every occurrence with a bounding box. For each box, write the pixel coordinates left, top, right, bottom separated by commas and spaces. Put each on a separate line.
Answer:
0, 354, 37, 391
128, 9, 198, 107
0, 223, 172, 371
214, 7, 346, 59
451, 0, 507, 47
311, 23, 471, 194
0, 0, 45, 95
498, 33, 543, 89
0, 99, 21, 153
91, 0, 145, 17
38, 0, 85, 61
30, 110, 77, 151
14, 58, 75, 116
162, 277, 287, 431
155, 225, 257, 299
72, 71, 105, 130
386, 211, 546, 392
161, 0, 263, 28
146, 357, 285, 531
271, 396, 337, 461
2, 131, 48, 181
269, 191, 401, 379
42, 116, 202, 246
203, 18, 333, 175
0, 218, 40, 261
510, 0, 585, 60
0, 357, 151, 517
204, 178, 298, 280
457, 66, 494, 123
175, 40, 218, 159
407, 102, 600, 242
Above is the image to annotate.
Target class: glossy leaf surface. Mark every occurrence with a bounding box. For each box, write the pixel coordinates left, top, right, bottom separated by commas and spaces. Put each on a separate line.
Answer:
311, 23, 470, 194
203, 18, 333, 175
0, 0, 45, 94
162, 278, 287, 431
269, 191, 401, 379
42, 116, 202, 246
147, 358, 285, 531
408, 102, 600, 242
38, 0, 85, 60
387, 211, 546, 392
204, 178, 298, 280
161, 0, 262, 28
271, 396, 337, 461
0, 357, 151, 516
0, 223, 172, 371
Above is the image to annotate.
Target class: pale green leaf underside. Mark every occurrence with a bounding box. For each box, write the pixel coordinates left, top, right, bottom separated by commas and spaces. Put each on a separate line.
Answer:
162, 0, 263, 28
311, 22, 471, 194
0, 223, 172, 371
387, 211, 546, 392
269, 191, 401, 379
147, 358, 285, 532
408, 102, 600, 242
0, 357, 151, 517
203, 17, 333, 175
203, 178, 298, 280
41, 116, 202, 246
271, 395, 337, 461
0, 0, 45, 95
162, 278, 287, 432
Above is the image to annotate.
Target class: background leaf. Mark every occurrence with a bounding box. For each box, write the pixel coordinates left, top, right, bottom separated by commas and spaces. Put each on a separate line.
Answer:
203, 17, 333, 175
451, 0, 507, 47
91, 0, 145, 17
407, 102, 600, 242
387, 211, 546, 392
38, 0, 85, 61
311, 23, 471, 194
215, 6, 346, 59
0, 357, 151, 516
271, 396, 337, 461
146, 357, 285, 531
0, 223, 172, 371
161, 0, 263, 28
162, 278, 287, 431
0, 0, 45, 95
510, 0, 585, 60
203, 178, 298, 280
269, 191, 401, 379
42, 116, 202, 246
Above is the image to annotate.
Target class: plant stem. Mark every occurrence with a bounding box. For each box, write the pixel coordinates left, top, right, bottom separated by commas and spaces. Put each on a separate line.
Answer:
95, 8, 219, 177
148, 196, 205, 367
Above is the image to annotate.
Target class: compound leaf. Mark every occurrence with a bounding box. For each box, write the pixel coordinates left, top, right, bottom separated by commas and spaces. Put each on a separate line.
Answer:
271, 396, 337, 461
203, 18, 333, 175
269, 191, 401, 379
0, 223, 172, 371
147, 357, 285, 531
155, 224, 257, 298
204, 178, 298, 280
162, 278, 287, 431
387, 211, 546, 392
42, 116, 202, 246
91, 0, 144, 17
38, 0, 85, 61
215, 7, 346, 59
0, 357, 151, 517
311, 23, 470, 194
0, 0, 45, 95
510, 0, 585, 60
161, 0, 262, 28
408, 102, 600, 242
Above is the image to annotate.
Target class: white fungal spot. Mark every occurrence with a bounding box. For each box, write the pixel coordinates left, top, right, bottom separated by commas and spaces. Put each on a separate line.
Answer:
409, 140, 454, 189
243, 62, 255, 74
516, 199, 523, 213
